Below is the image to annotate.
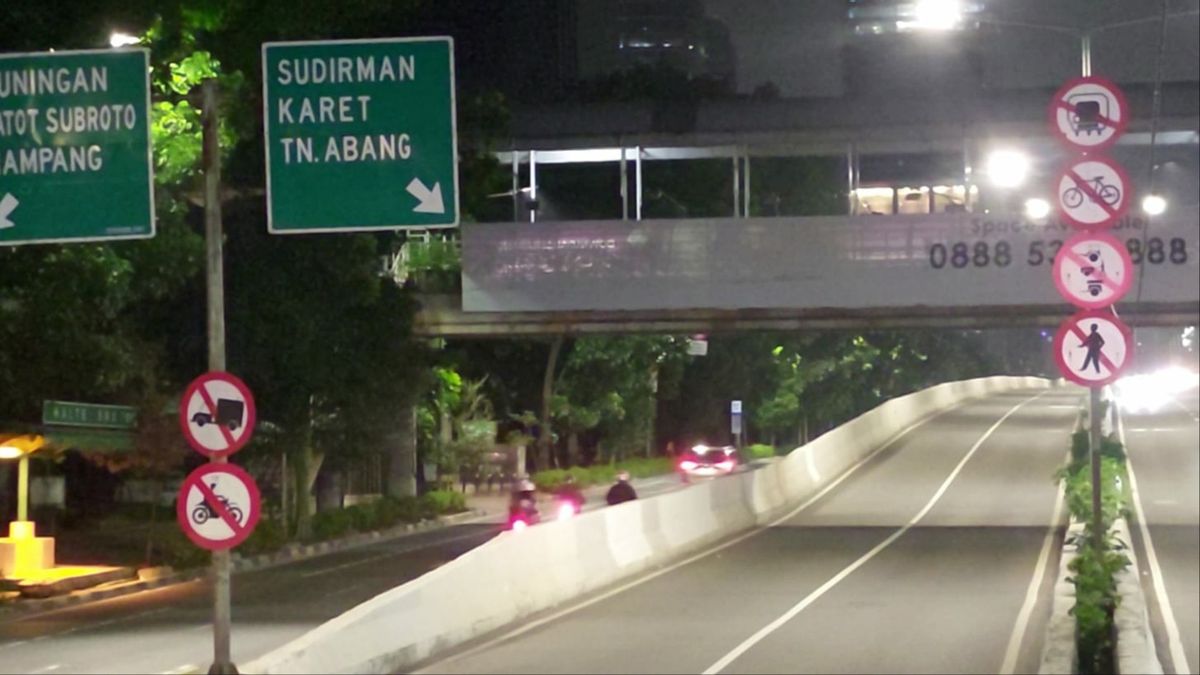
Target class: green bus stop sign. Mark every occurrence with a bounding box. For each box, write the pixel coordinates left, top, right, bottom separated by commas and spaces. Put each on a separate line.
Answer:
0, 49, 154, 246
262, 37, 459, 233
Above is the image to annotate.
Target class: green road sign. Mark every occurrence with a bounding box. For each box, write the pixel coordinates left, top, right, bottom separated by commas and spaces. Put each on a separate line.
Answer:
0, 49, 154, 246
43, 400, 137, 430
262, 37, 459, 233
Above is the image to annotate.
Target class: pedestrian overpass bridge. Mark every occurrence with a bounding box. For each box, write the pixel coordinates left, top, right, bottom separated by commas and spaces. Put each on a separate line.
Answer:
413, 209, 1200, 337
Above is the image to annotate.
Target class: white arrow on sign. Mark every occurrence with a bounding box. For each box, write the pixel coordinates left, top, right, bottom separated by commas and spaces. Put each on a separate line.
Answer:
406, 178, 445, 214
0, 193, 18, 230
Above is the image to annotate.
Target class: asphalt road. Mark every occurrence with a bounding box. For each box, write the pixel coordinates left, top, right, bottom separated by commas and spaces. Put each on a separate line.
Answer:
1123, 383, 1200, 675
0, 476, 684, 675
416, 388, 1081, 675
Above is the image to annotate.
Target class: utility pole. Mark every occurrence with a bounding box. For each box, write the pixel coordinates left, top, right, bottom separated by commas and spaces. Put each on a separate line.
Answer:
202, 78, 237, 675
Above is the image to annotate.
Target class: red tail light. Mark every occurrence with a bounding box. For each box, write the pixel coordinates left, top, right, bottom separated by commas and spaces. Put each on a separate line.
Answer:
680, 460, 698, 471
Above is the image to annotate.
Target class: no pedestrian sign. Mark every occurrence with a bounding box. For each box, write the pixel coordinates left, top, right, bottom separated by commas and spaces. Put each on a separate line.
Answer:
262, 37, 459, 233
1048, 76, 1129, 152
1056, 155, 1131, 229
179, 372, 256, 458
177, 463, 261, 551
1053, 310, 1133, 388
0, 49, 154, 246
1053, 231, 1133, 309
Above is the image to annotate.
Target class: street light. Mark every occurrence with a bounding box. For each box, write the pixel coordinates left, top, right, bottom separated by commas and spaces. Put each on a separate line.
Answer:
109, 31, 140, 48
986, 149, 1030, 188
1142, 194, 1167, 216
911, 0, 963, 31
1024, 198, 1052, 220
909, 9, 1200, 77
0, 436, 42, 523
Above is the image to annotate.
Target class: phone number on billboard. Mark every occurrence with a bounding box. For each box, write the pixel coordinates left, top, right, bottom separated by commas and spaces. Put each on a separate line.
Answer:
928, 237, 1189, 269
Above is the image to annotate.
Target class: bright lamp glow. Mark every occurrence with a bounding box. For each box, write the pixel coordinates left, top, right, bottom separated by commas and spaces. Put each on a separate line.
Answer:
0, 445, 24, 459
109, 32, 140, 48
1114, 366, 1199, 413
912, 0, 964, 30
986, 150, 1030, 189
1025, 198, 1051, 220
1142, 194, 1167, 216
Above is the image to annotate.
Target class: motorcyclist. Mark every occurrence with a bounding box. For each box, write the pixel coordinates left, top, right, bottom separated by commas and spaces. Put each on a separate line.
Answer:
553, 474, 586, 512
605, 470, 638, 506
508, 479, 540, 523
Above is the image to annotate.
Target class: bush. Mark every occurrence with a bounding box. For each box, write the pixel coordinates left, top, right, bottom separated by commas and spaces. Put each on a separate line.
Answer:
532, 457, 676, 493
240, 518, 287, 557
373, 495, 422, 528
421, 490, 466, 518
160, 529, 211, 570
1069, 530, 1129, 674
1068, 431, 1126, 471
310, 508, 355, 541
1059, 426, 1131, 674
1059, 456, 1127, 530
743, 444, 777, 461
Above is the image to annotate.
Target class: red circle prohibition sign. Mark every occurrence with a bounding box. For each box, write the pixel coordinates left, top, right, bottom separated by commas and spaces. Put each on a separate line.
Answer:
176, 463, 261, 551
1055, 155, 1133, 230
179, 371, 257, 458
1053, 310, 1133, 388
1047, 75, 1130, 153
1052, 231, 1134, 310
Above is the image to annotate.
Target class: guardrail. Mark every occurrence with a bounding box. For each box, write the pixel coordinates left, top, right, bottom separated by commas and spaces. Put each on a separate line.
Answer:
245, 376, 1053, 674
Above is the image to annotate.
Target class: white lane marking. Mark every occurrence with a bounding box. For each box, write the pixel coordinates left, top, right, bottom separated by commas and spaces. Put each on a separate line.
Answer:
30, 665, 61, 674
0, 606, 173, 654
413, 393, 974, 674
299, 530, 489, 579
161, 665, 201, 675
702, 391, 1046, 675
1120, 412, 1192, 675
1001, 460, 1068, 674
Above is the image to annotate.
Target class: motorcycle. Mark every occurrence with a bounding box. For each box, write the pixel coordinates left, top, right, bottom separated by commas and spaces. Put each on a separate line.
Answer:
506, 488, 541, 531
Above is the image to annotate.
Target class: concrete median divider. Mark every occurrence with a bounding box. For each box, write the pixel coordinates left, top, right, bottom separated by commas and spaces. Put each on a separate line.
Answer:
244, 376, 1052, 674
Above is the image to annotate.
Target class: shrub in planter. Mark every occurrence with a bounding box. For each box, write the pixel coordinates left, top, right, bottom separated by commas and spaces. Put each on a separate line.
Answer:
743, 444, 777, 461
160, 529, 211, 570
240, 518, 287, 557
344, 504, 380, 533
421, 490, 466, 518
310, 508, 355, 541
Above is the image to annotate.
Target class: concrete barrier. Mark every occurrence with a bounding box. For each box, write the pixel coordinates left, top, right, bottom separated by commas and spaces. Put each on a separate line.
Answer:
245, 376, 1051, 674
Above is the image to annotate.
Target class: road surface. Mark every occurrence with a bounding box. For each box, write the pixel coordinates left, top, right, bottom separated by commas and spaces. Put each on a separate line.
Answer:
0, 476, 683, 675
417, 388, 1081, 674
1123, 383, 1200, 675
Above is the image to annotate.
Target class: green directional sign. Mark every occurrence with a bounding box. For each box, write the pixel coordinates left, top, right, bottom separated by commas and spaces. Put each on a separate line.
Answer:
42, 400, 137, 430
0, 49, 154, 246
262, 37, 459, 233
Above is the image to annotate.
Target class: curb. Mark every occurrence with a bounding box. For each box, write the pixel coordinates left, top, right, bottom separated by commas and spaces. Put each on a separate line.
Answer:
1039, 518, 1083, 675
0, 509, 488, 623
1113, 517, 1164, 675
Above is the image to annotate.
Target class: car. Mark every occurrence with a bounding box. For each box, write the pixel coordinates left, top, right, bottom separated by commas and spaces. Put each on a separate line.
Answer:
677, 443, 739, 480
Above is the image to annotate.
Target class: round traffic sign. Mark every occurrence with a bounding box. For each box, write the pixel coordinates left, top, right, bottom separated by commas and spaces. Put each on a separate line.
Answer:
176, 463, 261, 551
1053, 310, 1133, 388
1047, 76, 1129, 152
1053, 231, 1133, 309
179, 372, 257, 458
1056, 155, 1132, 229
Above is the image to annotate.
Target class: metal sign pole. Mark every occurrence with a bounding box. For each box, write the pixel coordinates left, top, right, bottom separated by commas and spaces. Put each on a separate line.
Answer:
1088, 387, 1104, 551
202, 78, 237, 675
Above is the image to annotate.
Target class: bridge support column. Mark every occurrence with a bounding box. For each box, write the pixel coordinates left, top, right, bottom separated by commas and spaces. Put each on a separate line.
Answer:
387, 402, 418, 498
